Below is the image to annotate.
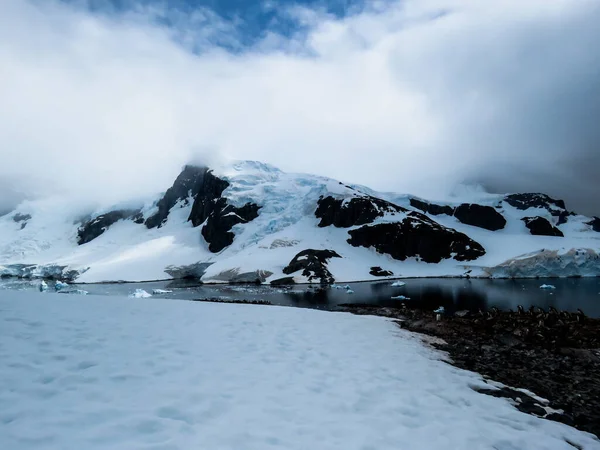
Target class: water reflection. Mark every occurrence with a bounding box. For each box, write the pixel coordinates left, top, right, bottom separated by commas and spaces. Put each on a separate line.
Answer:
1, 277, 599, 317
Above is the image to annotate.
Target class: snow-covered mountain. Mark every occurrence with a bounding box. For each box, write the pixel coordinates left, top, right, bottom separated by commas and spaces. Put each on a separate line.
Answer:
1, 160, 599, 283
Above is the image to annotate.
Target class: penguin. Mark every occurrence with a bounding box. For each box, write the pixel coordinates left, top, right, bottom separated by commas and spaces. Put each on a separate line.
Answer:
517, 305, 525, 315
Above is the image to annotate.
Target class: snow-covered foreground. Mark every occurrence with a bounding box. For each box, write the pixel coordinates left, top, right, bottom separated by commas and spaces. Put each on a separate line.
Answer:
0, 292, 597, 450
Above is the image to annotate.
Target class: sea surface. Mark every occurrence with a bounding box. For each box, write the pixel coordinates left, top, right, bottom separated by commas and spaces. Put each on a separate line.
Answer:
2, 277, 599, 317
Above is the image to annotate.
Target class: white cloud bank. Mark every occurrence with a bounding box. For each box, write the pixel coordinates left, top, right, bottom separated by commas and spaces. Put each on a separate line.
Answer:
1, 0, 599, 214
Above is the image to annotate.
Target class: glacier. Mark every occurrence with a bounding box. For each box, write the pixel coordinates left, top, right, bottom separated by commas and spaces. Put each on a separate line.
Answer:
0, 160, 598, 283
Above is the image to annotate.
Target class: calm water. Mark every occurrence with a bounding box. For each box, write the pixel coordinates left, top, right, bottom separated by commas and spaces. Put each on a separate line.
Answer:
2, 277, 600, 317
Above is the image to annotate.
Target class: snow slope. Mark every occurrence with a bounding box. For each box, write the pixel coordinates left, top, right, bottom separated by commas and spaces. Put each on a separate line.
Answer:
0, 160, 599, 282
0, 291, 597, 450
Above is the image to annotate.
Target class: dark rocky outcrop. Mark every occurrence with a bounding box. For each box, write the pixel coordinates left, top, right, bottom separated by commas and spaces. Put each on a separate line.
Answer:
315, 195, 405, 228
77, 209, 141, 245
557, 211, 570, 226
347, 213, 485, 263
282, 249, 342, 284
144, 165, 260, 252
13, 213, 31, 229
270, 276, 296, 286
370, 266, 393, 277
454, 203, 507, 231
409, 198, 455, 216
188, 171, 231, 227
522, 216, 564, 237
201, 201, 260, 253
504, 193, 567, 216
473, 386, 548, 417
586, 217, 600, 232
145, 165, 211, 229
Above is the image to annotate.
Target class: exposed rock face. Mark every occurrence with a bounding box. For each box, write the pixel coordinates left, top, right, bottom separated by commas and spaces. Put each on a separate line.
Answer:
347, 214, 485, 263
454, 203, 507, 231
283, 249, 342, 284
77, 209, 141, 245
556, 212, 569, 226
13, 213, 31, 229
504, 193, 567, 216
144, 165, 260, 253
587, 217, 600, 232
370, 266, 393, 277
201, 201, 260, 253
522, 216, 564, 237
315, 195, 405, 228
146, 165, 209, 229
409, 198, 454, 216
188, 171, 231, 227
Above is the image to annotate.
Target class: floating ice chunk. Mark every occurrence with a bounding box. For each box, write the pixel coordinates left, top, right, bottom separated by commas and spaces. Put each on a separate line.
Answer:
346, 289, 354, 294
539, 284, 556, 290
391, 281, 406, 287
152, 289, 173, 294
391, 295, 410, 300
55, 281, 69, 291
129, 289, 152, 298
39, 280, 48, 292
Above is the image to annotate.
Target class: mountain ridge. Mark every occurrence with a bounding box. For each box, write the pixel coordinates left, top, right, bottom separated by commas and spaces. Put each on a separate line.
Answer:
1, 160, 599, 283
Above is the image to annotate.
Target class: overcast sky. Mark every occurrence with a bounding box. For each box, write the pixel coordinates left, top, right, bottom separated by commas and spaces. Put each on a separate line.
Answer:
1, 0, 599, 215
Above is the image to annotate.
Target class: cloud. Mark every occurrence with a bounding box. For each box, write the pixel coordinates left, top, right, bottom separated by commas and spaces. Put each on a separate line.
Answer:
1, 0, 599, 214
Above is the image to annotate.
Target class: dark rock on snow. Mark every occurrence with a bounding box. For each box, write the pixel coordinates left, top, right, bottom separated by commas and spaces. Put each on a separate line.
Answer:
586, 217, 600, 232
201, 201, 260, 253
504, 193, 567, 216
315, 195, 405, 228
556, 211, 570, 226
145, 165, 211, 229
370, 266, 394, 277
13, 213, 31, 229
473, 386, 548, 417
283, 249, 342, 284
188, 170, 231, 227
77, 209, 141, 245
144, 165, 261, 252
454, 203, 507, 231
13, 213, 31, 222
522, 216, 564, 237
348, 213, 485, 263
409, 198, 455, 216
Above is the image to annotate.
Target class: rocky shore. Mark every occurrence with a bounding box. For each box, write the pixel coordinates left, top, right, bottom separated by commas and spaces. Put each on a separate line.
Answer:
339, 303, 600, 439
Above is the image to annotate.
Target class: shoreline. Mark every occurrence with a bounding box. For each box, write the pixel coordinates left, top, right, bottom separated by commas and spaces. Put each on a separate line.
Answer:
340, 304, 600, 439
1, 273, 599, 286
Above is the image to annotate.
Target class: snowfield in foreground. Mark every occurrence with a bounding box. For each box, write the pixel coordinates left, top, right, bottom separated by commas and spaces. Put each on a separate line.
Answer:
0, 292, 597, 450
